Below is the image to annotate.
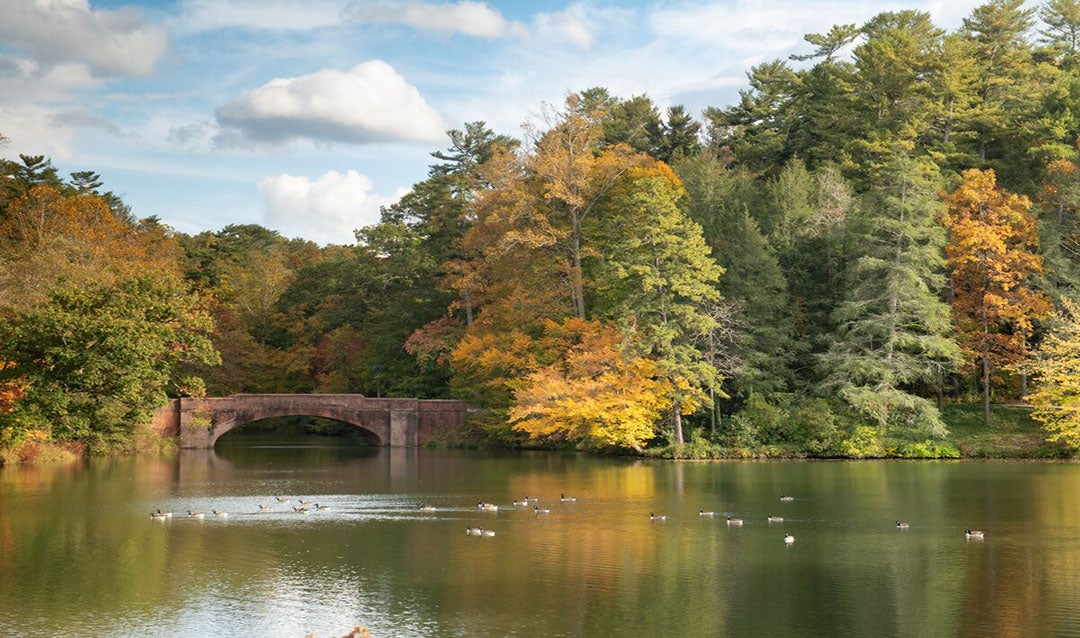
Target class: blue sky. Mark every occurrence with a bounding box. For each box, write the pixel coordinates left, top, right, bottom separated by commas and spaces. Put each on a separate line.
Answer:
1, 0, 986, 245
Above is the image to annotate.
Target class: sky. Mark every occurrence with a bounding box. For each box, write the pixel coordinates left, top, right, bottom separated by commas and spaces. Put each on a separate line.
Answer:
0, 0, 989, 245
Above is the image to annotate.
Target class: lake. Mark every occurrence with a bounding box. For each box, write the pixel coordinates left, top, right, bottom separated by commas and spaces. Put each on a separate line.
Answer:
1, 436, 1079, 637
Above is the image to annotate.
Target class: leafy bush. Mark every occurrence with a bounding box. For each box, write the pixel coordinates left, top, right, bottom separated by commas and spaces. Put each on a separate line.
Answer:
792, 398, 841, 454
839, 425, 885, 458
894, 440, 961, 459
737, 392, 797, 443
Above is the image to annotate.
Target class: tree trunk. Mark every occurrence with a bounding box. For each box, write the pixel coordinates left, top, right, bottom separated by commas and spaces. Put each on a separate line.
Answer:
463, 289, 474, 326
709, 385, 717, 434
982, 357, 991, 428
673, 402, 684, 446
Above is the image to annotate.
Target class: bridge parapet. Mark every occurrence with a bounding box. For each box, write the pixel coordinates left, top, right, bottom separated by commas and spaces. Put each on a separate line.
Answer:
150, 395, 468, 448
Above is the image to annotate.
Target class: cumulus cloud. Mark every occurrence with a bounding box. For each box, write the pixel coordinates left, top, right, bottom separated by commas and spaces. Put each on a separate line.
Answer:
176, 0, 344, 32
344, 1, 525, 38
0, 0, 167, 77
215, 60, 445, 146
258, 170, 407, 245
534, 8, 594, 50
0, 105, 79, 159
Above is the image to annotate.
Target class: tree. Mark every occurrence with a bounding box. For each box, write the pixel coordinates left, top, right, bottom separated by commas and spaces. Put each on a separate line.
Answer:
0, 276, 218, 446
593, 165, 724, 445
1027, 298, 1080, 448
675, 154, 794, 397
944, 168, 1051, 426
959, 0, 1038, 162
602, 94, 662, 154
508, 319, 671, 451
1040, 0, 1080, 67
527, 95, 651, 319
1037, 159, 1080, 296
849, 11, 946, 166
0, 185, 219, 447
704, 60, 801, 170
820, 155, 961, 435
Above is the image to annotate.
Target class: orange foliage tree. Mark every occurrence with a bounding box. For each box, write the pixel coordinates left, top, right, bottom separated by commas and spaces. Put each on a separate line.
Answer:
508, 319, 671, 452
943, 168, 1051, 426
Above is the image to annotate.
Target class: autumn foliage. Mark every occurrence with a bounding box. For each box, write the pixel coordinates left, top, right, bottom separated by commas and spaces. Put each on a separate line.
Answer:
943, 169, 1051, 424
508, 319, 670, 451
1029, 300, 1080, 449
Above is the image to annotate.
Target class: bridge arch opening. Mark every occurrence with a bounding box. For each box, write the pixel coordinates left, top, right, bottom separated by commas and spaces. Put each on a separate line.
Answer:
213, 415, 383, 448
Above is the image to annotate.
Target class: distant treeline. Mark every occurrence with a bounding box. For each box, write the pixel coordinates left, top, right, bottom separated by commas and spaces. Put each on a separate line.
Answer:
6, 0, 1080, 460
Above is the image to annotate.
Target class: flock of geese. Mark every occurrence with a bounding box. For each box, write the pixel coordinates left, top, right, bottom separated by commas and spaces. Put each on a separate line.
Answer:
149, 496, 331, 521
446, 492, 987, 544
150, 490, 989, 542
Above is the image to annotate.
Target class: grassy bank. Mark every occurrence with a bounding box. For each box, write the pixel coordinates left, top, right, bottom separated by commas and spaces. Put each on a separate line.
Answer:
937, 404, 1065, 459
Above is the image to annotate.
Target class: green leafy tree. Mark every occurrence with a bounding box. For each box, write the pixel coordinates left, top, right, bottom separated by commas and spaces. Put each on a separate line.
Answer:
820, 155, 961, 435
593, 164, 725, 445
676, 154, 794, 397
1040, 0, 1080, 67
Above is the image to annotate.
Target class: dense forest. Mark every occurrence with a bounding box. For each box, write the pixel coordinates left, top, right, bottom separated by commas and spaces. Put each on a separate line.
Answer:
8, 0, 1080, 462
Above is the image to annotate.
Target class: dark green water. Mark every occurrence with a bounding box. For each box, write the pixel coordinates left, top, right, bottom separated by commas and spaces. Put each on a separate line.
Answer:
2, 437, 1079, 637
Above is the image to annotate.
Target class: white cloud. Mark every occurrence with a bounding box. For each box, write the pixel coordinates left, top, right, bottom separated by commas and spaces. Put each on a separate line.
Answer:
258, 170, 407, 245
0, 58, 101, 104
0, 105, 79, 159
345, 1, 525, 38
215, 60, 445, 145
176, 0, 344, 32
534, 8, 594, 50
0, 0, 167, 77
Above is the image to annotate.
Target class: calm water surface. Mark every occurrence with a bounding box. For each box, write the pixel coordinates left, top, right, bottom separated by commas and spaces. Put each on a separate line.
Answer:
2, 437, 1080, 637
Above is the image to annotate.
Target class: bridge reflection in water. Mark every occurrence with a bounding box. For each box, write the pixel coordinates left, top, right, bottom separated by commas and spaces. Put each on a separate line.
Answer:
149, 394, 469, 448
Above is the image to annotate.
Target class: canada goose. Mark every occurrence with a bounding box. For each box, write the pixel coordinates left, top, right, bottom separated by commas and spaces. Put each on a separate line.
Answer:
258, 504, 274, 513
154, 509, 173, 518
525, 495, 538, 502
150, 511, 168, 521
534, 506, 551, 514
314, 503, 330, 510
298, 500, 314, 507
726, 517, 744, 526
699, 509, 717, 517
187, 510, 204, 519
784, 534, 795, 544
275, 497, 291, 504
896, 521, 909, 529
780, 495, 795, 502
767, 515, 784, 523
466, 526, 481, 536
513, 499, 528, 507
561, 494, 577, 502
293, 506, 309, 514
212, 509, 228, 518
650, 513, 667, 521
478, 501, 498, 511
419, 504, 436, 512
965, 529, 985, 539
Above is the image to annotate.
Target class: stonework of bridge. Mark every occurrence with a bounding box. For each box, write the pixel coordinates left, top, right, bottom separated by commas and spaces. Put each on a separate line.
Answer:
150, 394, 469, 448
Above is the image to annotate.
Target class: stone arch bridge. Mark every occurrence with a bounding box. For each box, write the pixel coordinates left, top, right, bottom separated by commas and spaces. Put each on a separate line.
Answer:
151, 395, 470, 448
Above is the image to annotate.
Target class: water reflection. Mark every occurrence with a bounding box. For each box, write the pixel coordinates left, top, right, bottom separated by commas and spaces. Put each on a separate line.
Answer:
2, 444, 1080, 637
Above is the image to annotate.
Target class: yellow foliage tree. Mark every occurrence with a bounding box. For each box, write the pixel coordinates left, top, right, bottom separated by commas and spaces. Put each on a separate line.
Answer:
1028, 299, 1080, 449
509, 319, 671, 452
